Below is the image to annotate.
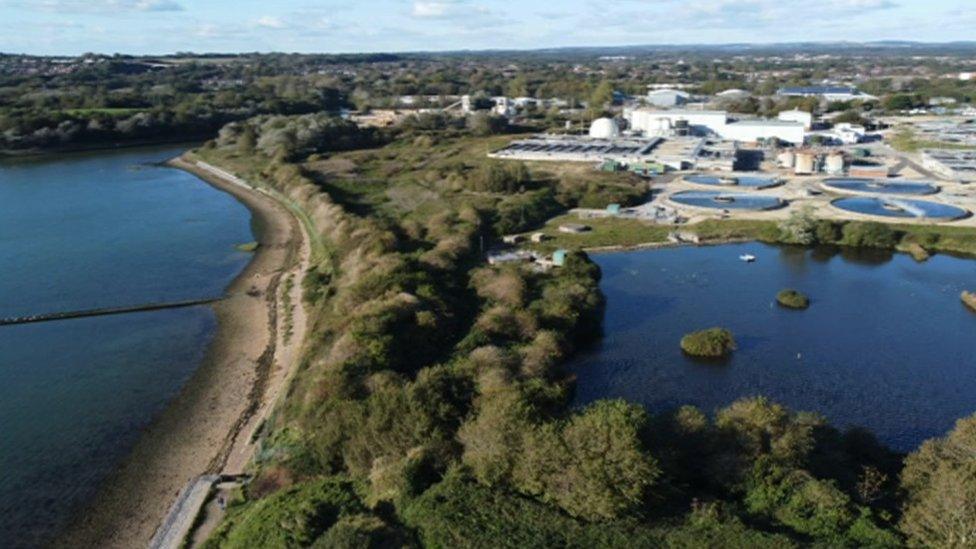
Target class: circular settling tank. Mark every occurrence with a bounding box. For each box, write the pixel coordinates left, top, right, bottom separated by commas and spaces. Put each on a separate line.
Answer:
685, 174, 782, 189
670, 190, 786, 211
831, 197, 968, 221
823, 178, 939, 196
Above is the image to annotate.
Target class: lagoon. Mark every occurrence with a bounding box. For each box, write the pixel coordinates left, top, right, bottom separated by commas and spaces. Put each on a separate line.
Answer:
569, 242, 976, 452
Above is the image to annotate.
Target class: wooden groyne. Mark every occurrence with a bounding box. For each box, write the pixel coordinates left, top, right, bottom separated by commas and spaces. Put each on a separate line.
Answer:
0, 298, 222, 327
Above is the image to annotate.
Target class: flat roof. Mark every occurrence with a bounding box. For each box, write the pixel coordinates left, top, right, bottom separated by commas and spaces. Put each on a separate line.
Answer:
631, 108, 727, 116
729, 119, 805, 127
778, 86, 859, 95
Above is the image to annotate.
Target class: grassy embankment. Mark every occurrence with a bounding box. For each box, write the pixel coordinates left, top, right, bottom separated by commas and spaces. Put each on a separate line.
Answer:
527, 213, 976, 258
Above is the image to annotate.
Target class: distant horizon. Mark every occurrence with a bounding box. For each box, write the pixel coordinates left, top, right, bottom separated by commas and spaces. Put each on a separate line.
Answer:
5, 39, 976, 59
2, 0, 973, 56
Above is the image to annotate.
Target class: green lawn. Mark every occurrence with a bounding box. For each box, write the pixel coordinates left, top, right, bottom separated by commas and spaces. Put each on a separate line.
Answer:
526, 215, 780, 252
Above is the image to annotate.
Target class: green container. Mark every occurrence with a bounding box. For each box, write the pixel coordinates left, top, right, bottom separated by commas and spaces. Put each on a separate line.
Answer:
553, 249, 568, 267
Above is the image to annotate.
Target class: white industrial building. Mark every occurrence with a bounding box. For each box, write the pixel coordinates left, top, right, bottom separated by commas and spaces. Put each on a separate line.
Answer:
777, 109, 813, 130
777, 86, 877, 102
720, 120, 806, 144
646, 89, 690, 108
625, 108, 805, 145
715, 88, 750, 99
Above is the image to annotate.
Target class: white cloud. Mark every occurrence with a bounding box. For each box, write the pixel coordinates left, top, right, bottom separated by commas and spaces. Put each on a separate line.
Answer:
133, 0, 183, 10
256, 15, 287, 29
411, 1, 452, 18
3, 0, 184, 12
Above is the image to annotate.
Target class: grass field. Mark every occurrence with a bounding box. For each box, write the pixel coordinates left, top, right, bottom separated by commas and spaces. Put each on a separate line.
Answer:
525, 215, 780, 252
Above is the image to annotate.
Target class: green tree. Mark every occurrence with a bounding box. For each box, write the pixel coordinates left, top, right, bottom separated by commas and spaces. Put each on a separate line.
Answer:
507, 74, 529, 97
237, 125, 256, 154
588, 80, 614, 115
841, 222, 898, 249
779, 207, 817, 245
459, 389, 533, 486
900, 413, 976, 548
883, 94, 917, 111
515, 399, 659, 520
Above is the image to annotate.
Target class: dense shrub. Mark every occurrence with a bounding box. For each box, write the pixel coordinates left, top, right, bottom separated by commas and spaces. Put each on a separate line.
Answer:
202, 478, 367, 548
900, 413, 976, 547
514, 400, 659, 520
469, 162, 531, 193
841, 222, 899, 249
401, 473, 664, 548
680, 328, 736, 358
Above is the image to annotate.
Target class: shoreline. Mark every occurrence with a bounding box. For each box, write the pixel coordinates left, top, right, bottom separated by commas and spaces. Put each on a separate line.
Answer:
55, 154, 309, 548
0, 137, 210, 160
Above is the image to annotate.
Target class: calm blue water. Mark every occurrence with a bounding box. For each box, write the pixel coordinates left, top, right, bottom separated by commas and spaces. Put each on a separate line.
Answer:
832, 196, 968, 220
0, 147, 254, 547
570, 243, 976, 452
670, 190, 785, 210
824, 178, 938, 195
685, 174, 781, 188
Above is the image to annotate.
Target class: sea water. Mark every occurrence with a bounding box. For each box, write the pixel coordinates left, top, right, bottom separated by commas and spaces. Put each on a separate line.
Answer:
0, 146, 254, 547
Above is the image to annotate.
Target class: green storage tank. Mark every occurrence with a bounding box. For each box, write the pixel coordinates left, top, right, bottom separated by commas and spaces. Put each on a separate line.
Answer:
552, 249, 568, 267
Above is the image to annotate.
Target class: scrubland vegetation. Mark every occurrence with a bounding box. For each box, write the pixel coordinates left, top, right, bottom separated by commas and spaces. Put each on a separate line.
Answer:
187, 113, 975, 548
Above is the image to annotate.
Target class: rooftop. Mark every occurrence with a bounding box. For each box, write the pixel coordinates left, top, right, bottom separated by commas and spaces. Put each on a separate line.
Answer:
778, 86, 861, 95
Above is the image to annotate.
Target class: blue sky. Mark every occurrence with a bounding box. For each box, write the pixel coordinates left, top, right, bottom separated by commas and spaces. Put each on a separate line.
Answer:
1, 0, 973, 55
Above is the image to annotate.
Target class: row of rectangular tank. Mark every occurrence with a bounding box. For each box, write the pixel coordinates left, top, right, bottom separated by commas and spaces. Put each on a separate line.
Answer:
777, 149, 846, 175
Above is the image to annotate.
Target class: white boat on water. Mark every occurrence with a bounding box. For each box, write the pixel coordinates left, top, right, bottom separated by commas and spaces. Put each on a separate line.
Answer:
739, 254, 756, 262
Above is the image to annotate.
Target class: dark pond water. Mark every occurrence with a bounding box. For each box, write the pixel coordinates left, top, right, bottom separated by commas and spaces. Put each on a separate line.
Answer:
0, 146, 254, 547
569, 242, 976, 452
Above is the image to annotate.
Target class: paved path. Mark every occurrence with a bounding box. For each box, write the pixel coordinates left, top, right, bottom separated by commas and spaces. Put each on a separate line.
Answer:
148, 475, 218, 549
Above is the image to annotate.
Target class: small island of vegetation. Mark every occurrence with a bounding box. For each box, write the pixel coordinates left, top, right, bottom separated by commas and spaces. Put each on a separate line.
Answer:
776, 289, 810, 309
962, 291, 976, 312
680, 327, 737, 358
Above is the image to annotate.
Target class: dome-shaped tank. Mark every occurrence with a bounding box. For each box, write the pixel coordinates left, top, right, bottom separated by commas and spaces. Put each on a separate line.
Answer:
589, 117, 620, 139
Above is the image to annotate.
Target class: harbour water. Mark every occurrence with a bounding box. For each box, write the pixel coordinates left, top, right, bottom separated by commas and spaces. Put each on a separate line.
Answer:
0, 147, 254, 547
569, 242, 976, 452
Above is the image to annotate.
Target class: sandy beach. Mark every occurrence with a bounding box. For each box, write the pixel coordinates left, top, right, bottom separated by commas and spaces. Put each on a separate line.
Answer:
55, 155, 309, 548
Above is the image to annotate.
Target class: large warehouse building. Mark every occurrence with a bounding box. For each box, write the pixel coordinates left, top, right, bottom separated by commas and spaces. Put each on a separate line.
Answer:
776, 86, 877, 102
625, 108, 805, 145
